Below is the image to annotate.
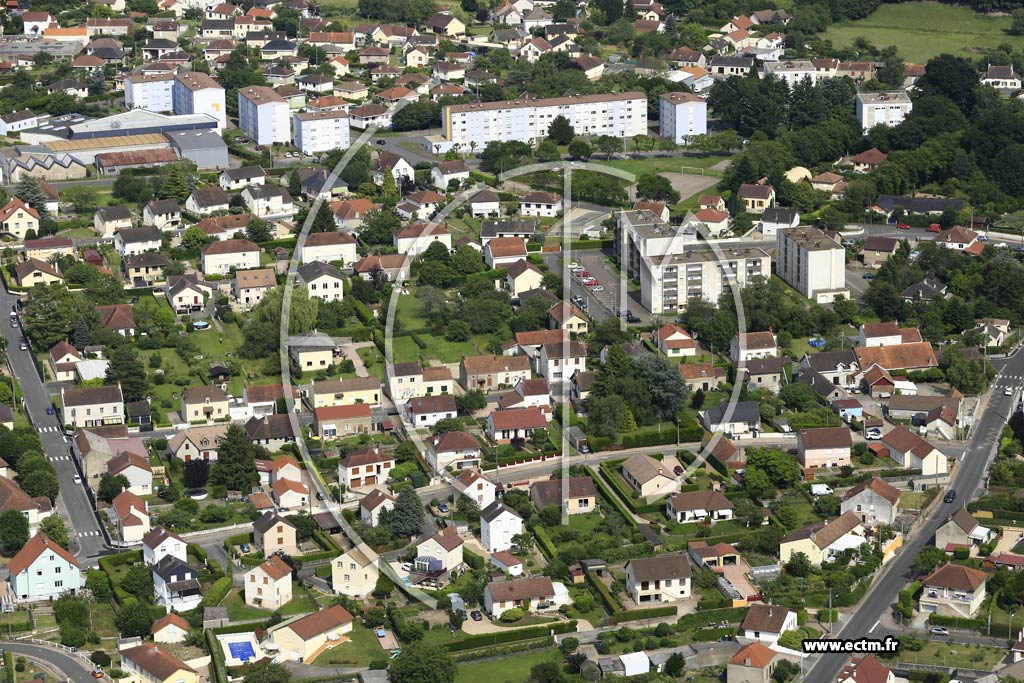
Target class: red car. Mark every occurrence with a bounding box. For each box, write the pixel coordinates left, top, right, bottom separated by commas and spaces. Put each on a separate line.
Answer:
578, 271, 590, 278
927, 223, 942, 233
896, 223, 911, 230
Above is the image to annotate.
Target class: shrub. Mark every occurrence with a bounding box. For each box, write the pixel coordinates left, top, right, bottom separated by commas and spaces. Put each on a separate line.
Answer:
500, 608, 524, 622
90, 651, 111, 667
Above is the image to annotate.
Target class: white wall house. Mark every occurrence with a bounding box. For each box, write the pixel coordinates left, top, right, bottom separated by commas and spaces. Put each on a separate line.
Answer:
292, 111, 350, 155
238, 86, 290, 145
480, 502, 522, 553
659, 91, 706, 143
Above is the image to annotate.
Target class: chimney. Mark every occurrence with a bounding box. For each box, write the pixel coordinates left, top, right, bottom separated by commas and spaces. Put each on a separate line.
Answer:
744, 657, 751, 666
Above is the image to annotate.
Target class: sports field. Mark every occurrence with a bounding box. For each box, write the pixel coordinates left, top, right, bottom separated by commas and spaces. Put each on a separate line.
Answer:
823, 2, 1024, 63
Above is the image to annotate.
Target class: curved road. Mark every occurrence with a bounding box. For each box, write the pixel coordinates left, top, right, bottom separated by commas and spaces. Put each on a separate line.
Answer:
0, 641, 96, 683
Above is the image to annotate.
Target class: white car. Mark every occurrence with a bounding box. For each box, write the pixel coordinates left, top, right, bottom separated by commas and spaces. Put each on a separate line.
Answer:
1006, 386, 1014, 396
73, 475, 81, 484
590, 285, 605, 292
401, 562, 413, 572
568, 261, 579, 269
865, 428, 882, 440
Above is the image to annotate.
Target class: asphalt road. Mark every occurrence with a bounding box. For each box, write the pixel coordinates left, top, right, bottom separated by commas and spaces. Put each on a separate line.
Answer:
803, 350, 1024, 683
0, 640, 96, 683
0, 287, 108, 562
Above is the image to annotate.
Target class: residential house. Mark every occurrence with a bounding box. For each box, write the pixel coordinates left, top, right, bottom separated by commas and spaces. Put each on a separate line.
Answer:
49, 341, 83, 383
530, 477, 596, 515
779, 512, 865, 566
167, 425, 228, 463
486, 407, 547, 442
14, 259, 62, 288
268, 605, 354, 662
331, 545, 378, 598
123, 253, 170, 288
373, 151, 415, 186
484, 576, 569, 618
796, 427, 852, 468
61, 384, 124, 429
480, 502, 522, 553
416, 526, 464, 573
537, 340, 586, 381
520, 191, 561, 217
741, 604, 798, 648
503, 259, 544, 298
655, 324, 696, 357
701, 401, 761, 436
247, 415, 297, 453
95, 206, 133, 237
880, 426, 947, 476
359, 489, 394, 526
393, 221, 451, 255
431, 160, 470, 190
151, 614, 190, 644
245, 555, 292, 609
337, 446, 393, 489
7, 533, 81, 602
679, 363, 727, 392
297, 261, 345, 302
108, 451, 153, 495
728, 643, 779, 683
233, 268, 276, 311
548, 301, 589, 334
153, 555, 201, 612
484, 236, 529, 268
0, 198, 39, 240
142, 199, 182, 231
935, 507, 993, 551
201, 239, 261, 275
453, 469, 496, 508
219, 166, 265, 191
625, 553, 692, 603
253, 512, 299, 556
96, 304, 136, 337
242, 185, 294, 219
621, 453, 676, 498
460, 354, 531, 390
741, 357, 790, 393
429, 431, 482, 474
841, 477, 901, 527
666, 490, 734, 524
836, 657, 895, 683
737, 184, 775, 214
730, 331, 778, 363
114, 226, 162, 257
919, 564, 988, 618
111, 490, 150, 543
142, 528, 187, 566
406, 394, 457, 429
120, 644, 197, 683
181, 385, 229, 423
859, 236, 899, 268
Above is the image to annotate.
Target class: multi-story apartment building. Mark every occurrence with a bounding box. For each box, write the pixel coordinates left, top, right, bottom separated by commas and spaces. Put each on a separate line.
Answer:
173, 72, 227, 130
855, 91, 913, 132
124, 73, 174, 113
614, 210, 770, 314
292, 110, 350, 155
659, 91, 706, 143
775, 227, 849, 303
442, 92, 647, 148
237, 86, 289, 146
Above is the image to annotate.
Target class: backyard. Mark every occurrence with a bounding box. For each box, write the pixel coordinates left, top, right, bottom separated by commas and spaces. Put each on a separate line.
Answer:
312, 623, 391, 667
822, 3, 1024, 63
453, 646, 564, 683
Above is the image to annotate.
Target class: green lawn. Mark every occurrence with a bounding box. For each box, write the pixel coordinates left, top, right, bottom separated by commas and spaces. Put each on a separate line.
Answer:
894, 640, 1005, 669
222, 589, 273, 621
312, 623, 386, 667
454, 647, 563, 683
593, 155, 731, 179
822, 3, 1024, 63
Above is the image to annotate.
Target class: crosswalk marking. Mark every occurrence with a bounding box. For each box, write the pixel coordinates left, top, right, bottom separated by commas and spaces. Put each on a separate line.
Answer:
37, 426, 61, 433
77, 531, 102, 537
48, 456, 70, 462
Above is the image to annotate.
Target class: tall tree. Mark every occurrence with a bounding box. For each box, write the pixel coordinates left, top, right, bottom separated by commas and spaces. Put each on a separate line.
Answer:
40, 516, 69, 549
209, 424, 261, 491
310, 201, 337, 233
547, 115, 575, 145
390, 485, 425, 538
15, 176, 50, 221
0, 510, 29, 555
389, 643, 456, 683
105, 345, 149, 403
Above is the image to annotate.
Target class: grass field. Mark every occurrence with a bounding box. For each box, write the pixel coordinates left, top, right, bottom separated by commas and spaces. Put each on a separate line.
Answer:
313, 623, 386, 667
593, 154, 730, 180
454, 647, 563, 683
822, 3, 1024, 63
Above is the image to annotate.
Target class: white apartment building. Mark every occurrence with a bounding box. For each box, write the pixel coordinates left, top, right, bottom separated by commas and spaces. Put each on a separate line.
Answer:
173, 71, 227, 130
659, 91, 706, 143
238, 86, 290, 146
124, 73, 174, 113
763, 60, 817, 87
776, 227, 849, 303
442, 92, 647, 148
855, 91, 913, 132
292, 110, 350, 155
614, 209, 770, 315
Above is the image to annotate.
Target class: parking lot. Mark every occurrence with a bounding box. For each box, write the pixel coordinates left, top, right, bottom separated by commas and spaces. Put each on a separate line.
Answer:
569, 251, 655, 325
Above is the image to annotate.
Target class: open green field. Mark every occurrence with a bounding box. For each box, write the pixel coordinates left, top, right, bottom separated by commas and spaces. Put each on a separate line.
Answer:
593, 154, 730, 179
822, 3, 1024, 63
313, 623, 386, 667
454, 647, 563, 683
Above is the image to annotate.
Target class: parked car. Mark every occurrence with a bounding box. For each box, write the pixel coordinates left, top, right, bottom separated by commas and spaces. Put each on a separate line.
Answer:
91, 671, 104, 679
862, 273, 874, 280
18, 342, 26, 350
438, 502, 449, 513
401, 562, 413, 572
931, 627, 949, 637
927, 223, 942, 233
1006, 386, 1013, 396
673, 465, 684, 476
240, 543, 251, 553
73, 475, 81, 484
865, 427, 882, 440
471, 610, 483, 621
896, 223, 911, 230
581, 277, 597, 285
46, 406, 54, 415
590, 285, 604, 292
943, 490, 956, 504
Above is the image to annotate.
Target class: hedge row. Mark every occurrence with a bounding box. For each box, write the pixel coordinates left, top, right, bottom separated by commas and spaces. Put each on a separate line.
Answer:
676, 607, 748, 630
4, 650, 12, 683
445, 620, 577, 652
202, 576, 232, 608
212, 618, 274, 635
924, 614, 1008, 636
588, 466, 637, 527
586, 571, 621, 613
612, 606, 677, 623
534, 526, 557, 560
621, 422, 705, 449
